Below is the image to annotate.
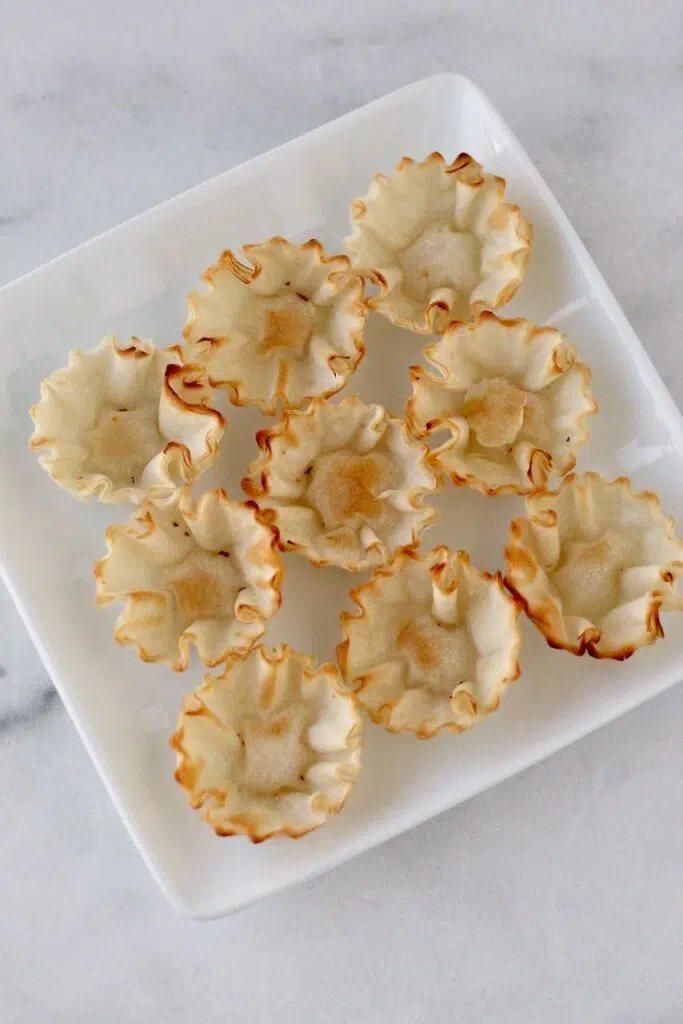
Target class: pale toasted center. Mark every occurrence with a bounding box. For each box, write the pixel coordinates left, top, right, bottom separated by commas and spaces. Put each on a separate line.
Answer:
396, 614, 476, 693
260, 292, 317, 356
168, 550, 239, 623
553, 531, 631, 621
463, 377, 527, 448
306, 451, 395, 530
241, 704, 310, 794
400, 225, 480, 300
89, 404, 163, 482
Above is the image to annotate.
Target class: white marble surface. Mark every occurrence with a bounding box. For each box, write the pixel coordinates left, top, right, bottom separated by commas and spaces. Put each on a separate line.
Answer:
2, 1, 683, 1020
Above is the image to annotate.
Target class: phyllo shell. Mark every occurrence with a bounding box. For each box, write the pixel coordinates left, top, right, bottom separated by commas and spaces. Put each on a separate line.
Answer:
170, 645, 363, 840
337, 547, 521, 737
505, 473, 683, 659
407, 312, 596, 495
94, 489, 282, 670
29, 335, 224, 503
243, 395, 440, 572
344, 152, 532, 334
183, 237, 367, 414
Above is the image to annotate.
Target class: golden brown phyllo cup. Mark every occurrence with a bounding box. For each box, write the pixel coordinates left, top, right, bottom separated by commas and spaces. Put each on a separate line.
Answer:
505, 472, 683, 659
337, 546, 521, 738
94, 489, 282, 671
170, 644, 363, 840
29, 335, 224, 503
183, 236, 367, 415
344, 152, 532, 334
407, 312, 596, 495
243, 395, 441, 571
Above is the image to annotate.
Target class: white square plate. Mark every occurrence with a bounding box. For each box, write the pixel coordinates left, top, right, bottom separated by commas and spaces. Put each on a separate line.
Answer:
2, 73, 682, 918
